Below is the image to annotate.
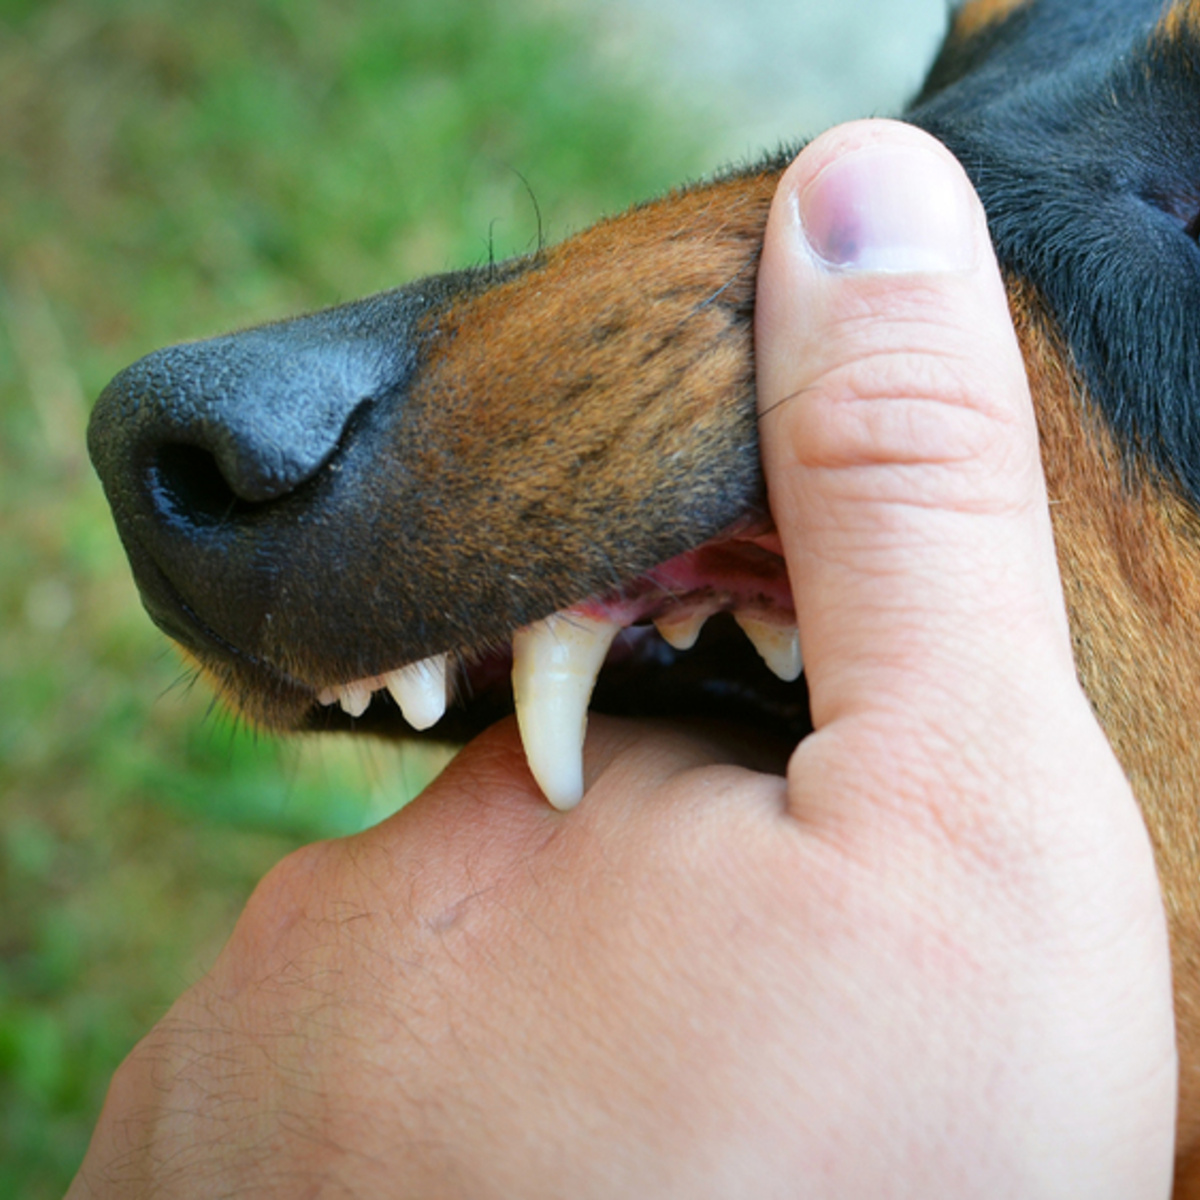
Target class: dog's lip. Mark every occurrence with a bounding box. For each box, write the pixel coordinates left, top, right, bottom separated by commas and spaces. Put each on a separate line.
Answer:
140, 504, 807, 749
299, 515, 812, 757
302, 514, 808, 793
306, 517, 794, 701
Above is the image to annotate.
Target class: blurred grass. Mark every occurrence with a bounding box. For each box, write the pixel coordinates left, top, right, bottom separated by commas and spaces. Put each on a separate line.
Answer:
0, 0, 708, 1191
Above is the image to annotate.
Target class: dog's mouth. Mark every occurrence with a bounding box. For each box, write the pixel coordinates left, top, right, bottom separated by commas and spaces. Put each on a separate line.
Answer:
301, 522, 805, 808
85, 182, 790, 809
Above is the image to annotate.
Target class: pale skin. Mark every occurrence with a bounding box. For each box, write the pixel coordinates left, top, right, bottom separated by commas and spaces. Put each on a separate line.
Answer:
70, 121, 1178, 1197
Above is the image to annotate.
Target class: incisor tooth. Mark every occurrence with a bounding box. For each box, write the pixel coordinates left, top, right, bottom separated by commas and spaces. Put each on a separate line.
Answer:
512, 613, 621, 811
338, 680, 374, 718
734, 614, 803, 682
384, 654, 449, 731
654, 610, 710, 651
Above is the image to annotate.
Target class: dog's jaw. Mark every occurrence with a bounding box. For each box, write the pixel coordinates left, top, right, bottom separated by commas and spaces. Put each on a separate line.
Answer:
87, 166, 792, 755
311, 525, 800, 808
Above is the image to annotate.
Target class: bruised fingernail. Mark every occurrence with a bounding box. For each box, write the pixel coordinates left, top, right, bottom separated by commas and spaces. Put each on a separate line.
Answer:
798, 144, 979, 274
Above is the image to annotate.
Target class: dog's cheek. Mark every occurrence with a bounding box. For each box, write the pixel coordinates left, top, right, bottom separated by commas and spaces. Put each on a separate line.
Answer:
368, 171, 784, 639
1013, 278, 1200, 1152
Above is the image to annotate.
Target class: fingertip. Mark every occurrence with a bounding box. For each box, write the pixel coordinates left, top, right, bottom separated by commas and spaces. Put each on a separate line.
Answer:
753, 120, 1071, 728
758, 122, 1003, 357
781, 121, 973, 203
755, 122, 1016, 455
756, 119, 1027, 482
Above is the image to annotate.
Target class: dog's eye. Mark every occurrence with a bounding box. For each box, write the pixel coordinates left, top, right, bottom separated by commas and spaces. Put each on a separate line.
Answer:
1144, 187, 1200, 240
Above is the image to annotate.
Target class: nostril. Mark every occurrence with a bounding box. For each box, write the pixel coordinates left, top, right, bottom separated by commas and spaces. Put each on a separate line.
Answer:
149, 443, 258, 528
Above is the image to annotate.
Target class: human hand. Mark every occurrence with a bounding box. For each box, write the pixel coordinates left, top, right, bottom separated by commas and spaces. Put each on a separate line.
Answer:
70, 120, 1177, 1199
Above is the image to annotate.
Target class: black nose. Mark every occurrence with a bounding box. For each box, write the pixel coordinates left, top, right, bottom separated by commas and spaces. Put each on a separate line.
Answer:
90, 294, 421, 514
87, 287, 433, 657
126, 332, 377, 511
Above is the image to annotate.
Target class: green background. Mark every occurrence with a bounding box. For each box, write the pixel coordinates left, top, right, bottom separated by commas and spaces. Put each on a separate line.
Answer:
0, 0, 714, 1191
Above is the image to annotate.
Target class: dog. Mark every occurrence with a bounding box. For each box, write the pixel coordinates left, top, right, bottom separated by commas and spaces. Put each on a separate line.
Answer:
85, 0, 1200, 1187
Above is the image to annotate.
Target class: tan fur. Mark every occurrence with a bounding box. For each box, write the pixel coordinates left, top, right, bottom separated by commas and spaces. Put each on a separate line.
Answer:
160, 170, 784, 732
953, 0, 1034, 38
407, 171, 778, 543
1013, 281, 1200, 1189
1160, 0, 1200, 44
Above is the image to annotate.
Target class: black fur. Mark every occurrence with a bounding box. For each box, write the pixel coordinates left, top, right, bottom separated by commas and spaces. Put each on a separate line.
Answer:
912, 0, 1200, 503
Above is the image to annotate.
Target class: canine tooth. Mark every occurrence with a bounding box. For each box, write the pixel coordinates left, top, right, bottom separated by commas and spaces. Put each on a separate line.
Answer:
338, 680, 374, 718
654, 611, 710, 651
384, 654, 449, 731
511, 613, 621, 811
734, 615, 803, 682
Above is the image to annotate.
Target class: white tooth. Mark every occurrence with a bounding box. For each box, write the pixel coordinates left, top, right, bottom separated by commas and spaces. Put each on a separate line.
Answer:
734, 614, 803, 682
384, 654, 449, 731
317, 687, 338, 706
338, 680, 374, 718
512, 613, 621, 811
654, 610, 710, 651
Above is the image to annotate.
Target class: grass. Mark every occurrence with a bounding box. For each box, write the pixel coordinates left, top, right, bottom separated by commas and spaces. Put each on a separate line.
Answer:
0, 0, 708, 1191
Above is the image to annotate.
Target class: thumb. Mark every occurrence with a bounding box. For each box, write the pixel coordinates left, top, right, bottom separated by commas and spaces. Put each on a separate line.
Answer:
756, 119, 1073, 732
